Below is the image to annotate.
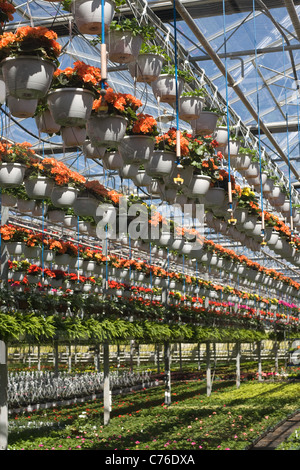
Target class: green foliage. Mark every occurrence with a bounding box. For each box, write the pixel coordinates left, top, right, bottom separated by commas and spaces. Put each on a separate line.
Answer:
109, 18, 155, 40
160, 64, 194, 82
139, 43, 170, 61
181, 88, 206, 98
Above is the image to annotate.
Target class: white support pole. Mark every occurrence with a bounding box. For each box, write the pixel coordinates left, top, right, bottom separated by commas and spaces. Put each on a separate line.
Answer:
0, 207, 9, 451
0, 341, 7, 451
257, 341, 262, 382
103, 342, 110, 426
206, 342, 211, 397
236, 341, 241, 389
164, 341, 171, 406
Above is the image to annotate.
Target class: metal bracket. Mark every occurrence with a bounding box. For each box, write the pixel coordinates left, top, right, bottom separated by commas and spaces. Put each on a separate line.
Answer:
230, 57, 245, 87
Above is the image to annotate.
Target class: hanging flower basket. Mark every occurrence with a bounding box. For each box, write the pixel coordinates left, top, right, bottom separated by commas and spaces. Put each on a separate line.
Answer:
151, 74, 185, 103
47, 209, 65, 223
203, 187, 225, 208
42, 249, 56, 263
24, 245, 41, 259
16, 199, 36, 213
6, 95, 37, 118
35, 109, 61, 134
25, 176, 55, 200
1, 193, 16, 207
82, 260, 96, 272
64, 214, 78, 229
191, 111, 219, 136
70, 0, 115, 35
118, 134, 154, 164
61, 126, 87, 147
47, 87, 95, 127
78, 220, 91, 234
213, 126, 228, 148
119, 162, 139, 179
102, 150, 123, 171
83, 140, 106, 159
145, 150, 176, 177
267, 185, 285, 206
132, 169, 152, 188
243, 161, 260, 179
128, 52, 165, 83
186, 174, 211, 198
72, 194, 99, 217
0, 162, 27, 188
178, 95, 204, 121
107, 29, 143, 63
51, 186, 78, 209
233, 153, 252, 171
1, 56, 56, 100
150, 178, 165, 197
5, 241, 26, 256
223, 140, 241, 157
87, 114, 127, 146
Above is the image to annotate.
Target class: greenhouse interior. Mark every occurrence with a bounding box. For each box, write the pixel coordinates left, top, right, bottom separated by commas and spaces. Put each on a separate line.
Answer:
0, 0, 299, 453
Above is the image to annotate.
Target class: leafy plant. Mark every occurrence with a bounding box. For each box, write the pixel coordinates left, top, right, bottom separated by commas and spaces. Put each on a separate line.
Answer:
181, 88, 206, 98
109, 18, 155, 40
139, 43, 170, 61
160, 64, 194, 83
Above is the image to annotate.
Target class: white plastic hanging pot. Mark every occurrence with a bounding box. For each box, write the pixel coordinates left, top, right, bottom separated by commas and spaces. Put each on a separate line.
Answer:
178, 95, 204, 121
119, 163, 139, 179
1, 193, 16, 207
150, 178, 164, 197
5, 242, 26, 256
233, 154, 252, 171
262, 177, 274, 195
64, 214, 78, 229
163, 187, 177, 204
25, 176, 55, 200
132, 170, 152, 188
50, 186, 78, 208
102, 151, 123, 170
71, 0, 115, 34
164, 165, 194, 189
128, 53, 165, 83
83, 140, 106, 159
223, 140, 241, 157
203, 187, 225, 208
35, 109, 61, 134
47, 87, 95, 127
250, 171, 268, 187
16, 199, 36, 213
61, 126, 87, 147
107, 30, 143, 63
0, 163, 27, 188
265, 230, 279, 247
87, 114, 127, 146
145, 150, 176, 177
7, 95, 38, 118
1, 56, 56, 100
187, 174, 211, 198
118, 134, 154, 164
191, 111, 219, 136
243, 161, 260, 178
213, 126, 228, 148
151, 74, 185, 104
73, 195, 99, 217
47, 209, 65, 223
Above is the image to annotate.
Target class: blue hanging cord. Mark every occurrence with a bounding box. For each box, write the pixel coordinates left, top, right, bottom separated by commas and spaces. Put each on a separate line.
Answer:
173, 0, 181, 167
222, 0, 232, 213
282, 38, 293, 238
252, 0, 264, 240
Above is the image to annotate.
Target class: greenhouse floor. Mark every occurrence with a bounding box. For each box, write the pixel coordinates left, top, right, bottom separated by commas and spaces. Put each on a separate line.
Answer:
250, 410, 300, 450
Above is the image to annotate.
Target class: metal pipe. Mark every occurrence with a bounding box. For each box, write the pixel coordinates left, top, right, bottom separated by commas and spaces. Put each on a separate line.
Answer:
173, 0, 300, 180
284, 0, 300, 42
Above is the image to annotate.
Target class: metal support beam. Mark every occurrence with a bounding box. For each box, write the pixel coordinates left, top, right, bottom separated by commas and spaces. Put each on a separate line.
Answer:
173, 0, 300, 181
284, 0, 300, 42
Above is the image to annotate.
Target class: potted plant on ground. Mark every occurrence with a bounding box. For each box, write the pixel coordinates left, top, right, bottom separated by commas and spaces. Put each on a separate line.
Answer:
0, 26, 61, 99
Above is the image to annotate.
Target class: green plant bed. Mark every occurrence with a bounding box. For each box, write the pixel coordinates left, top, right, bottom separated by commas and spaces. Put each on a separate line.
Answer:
276, 426, 300, 450
8, 380, 300, 450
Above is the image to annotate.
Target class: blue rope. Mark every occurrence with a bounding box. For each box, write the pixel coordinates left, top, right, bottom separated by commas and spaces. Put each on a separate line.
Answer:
222, 0, 232, 211
282, 38, 293, 236
173, 0, 180, 166
252, 0, 264, 237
